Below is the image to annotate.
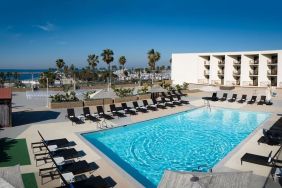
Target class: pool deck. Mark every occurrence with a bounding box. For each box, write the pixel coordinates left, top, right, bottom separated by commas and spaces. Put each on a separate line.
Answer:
1, 88, 282, 187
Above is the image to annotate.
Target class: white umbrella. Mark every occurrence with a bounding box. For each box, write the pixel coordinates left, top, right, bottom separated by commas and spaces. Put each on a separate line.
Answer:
199, 85, 219, 93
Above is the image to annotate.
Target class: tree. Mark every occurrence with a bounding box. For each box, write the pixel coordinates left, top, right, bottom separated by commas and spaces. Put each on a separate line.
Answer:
56, 59, 65, 72
147, 49, 161, 84
101, 49, 114, 90
13, 72, 19, 82
119, 56, 126, 70
87, 54, 99, 71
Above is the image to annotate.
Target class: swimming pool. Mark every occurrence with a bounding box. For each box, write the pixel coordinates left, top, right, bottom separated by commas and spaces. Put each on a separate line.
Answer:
82, 107, 270, 187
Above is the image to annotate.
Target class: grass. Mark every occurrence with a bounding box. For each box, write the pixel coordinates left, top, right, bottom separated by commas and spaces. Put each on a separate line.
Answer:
22, 173, 38, 188
0, 138, 31, 167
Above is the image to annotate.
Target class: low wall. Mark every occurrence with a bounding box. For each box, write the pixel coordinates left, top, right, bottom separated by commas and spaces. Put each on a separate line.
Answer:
84, 98, 114, 106
12, 88, 30, 92
137, 94, 151, 100
114, 96, 138, 103
49, 101, 83, 109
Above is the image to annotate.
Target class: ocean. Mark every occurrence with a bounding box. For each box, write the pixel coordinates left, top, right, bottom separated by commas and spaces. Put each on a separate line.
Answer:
0, 69, 47, 80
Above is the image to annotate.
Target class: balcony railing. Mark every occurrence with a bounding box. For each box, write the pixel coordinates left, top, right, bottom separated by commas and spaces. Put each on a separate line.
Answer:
249, 71, 258, 76
204, 61, 210, 66
218, 60, 225, 64
204, 70, 210, 75
233, 60, 241, 65
249, 60, 259, 65
233, 70, 241, 75
217, 70, 224, 75
267, 59, 278, 64
267, 70, 277, 76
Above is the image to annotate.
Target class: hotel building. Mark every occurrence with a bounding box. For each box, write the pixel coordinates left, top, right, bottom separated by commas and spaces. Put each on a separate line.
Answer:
171, 50, 282, 87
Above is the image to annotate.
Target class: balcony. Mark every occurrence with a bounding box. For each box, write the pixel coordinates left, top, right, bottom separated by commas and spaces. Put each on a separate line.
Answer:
204, 61, 210, 67
249, 71, 258, 76
204, 70, 210, 75
233, 70, 240, 75
267, 60, 278, 67
217, 70, 224, 75
249, 60, 259, 66
218, 61, 225, 67
267, 70, 277, 76
233, 60, 241, 67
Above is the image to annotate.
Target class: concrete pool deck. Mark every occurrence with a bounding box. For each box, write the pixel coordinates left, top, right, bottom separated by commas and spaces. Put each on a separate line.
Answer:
0, 88, 282, 187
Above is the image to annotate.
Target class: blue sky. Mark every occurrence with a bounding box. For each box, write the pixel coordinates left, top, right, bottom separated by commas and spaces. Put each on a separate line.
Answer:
1, 0, 282, 69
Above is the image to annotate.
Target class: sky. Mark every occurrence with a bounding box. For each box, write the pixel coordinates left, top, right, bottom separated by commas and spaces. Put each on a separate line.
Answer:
0, 0, 282, 69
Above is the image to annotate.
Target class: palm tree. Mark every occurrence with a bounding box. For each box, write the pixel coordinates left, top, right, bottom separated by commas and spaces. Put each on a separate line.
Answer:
56, 59, 65, 72
101, 49, 114, 90
147, 49, 161, 84
87, 54, 99, 71
13, 72, 19, 83
119, 56, 126, 70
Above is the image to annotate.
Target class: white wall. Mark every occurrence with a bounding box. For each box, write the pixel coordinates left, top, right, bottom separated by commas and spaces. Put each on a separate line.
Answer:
240, 55, 251, 86
224, 55, 235, 85
171, 54, 198, 85
258, 54, 268, 87
210, 56, 219, 84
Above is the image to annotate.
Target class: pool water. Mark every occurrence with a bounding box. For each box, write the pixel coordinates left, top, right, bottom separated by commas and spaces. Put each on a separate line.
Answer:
82, 107, 270, 187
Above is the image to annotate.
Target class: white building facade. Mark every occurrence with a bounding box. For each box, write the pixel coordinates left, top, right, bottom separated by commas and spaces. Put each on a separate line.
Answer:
171, 50, 282, 87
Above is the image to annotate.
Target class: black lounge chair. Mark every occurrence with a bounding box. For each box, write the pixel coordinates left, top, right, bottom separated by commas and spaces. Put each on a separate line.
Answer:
177, 90, 187, 96
241, 151, 274, 166
167, 91, 176, 97
270, 117, 282, 131
121, 103, 137, 115
132, 101, 148, 112
238, 94, 247, 103
143, 100, 158, 111
202, 92, 218, 101
35, 148, 85, 166
161, 92, 170, 99
176, 95, 189, 104
257, 96, 266, 105
83, 107, 101, 123
65, 175, 109, 188
161, 97, 175, 107
247, 96, 257, 104
109, 104, 126, 117
228, 94, 237, 102
169, 96, 182, 105
219, 93, 228, 101
258, 129, 282, 146
32, 131, 76, 153
96, 106, 114, 120
40, 160, 98, 179
67, 108, 84, 125
152, 98, 166, 109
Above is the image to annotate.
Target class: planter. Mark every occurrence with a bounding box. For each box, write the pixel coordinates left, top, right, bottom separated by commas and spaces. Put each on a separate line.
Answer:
138, 94, 151, 100
114, 96, 138, 103
12, 88, 30, 92
84, 98, 113, 107
49, 101, 83, 109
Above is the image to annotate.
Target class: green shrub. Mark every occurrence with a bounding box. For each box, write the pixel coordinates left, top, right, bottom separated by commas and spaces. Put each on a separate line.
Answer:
50, 91, 79, 102
83, 91, 96, 100
182, 82, 189, 90
114, 87, 134, 98
137, 84, 149, 95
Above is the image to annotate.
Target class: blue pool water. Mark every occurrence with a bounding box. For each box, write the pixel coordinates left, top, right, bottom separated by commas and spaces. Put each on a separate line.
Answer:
82, 108, 270, 187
